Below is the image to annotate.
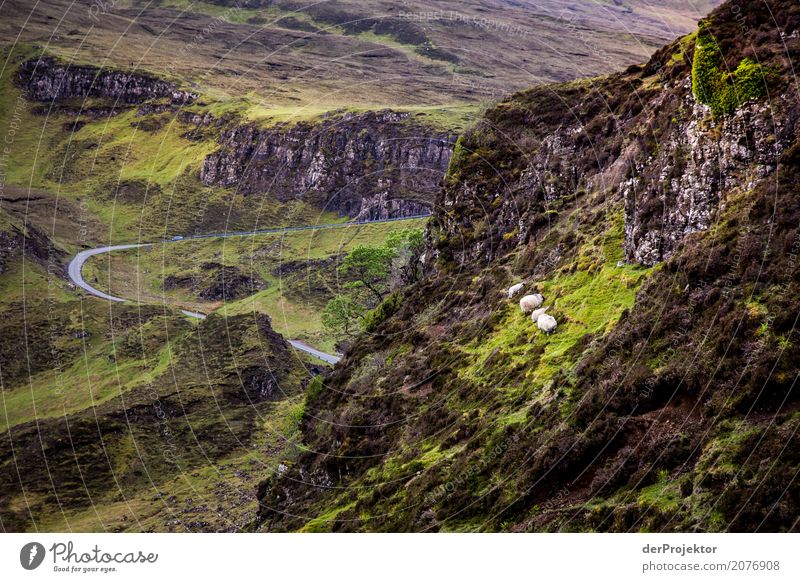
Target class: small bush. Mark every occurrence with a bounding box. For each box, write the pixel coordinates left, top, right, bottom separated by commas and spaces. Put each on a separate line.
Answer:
306, 374, 324, 401
445, 135, 466, 182
691, 22, 769, 116
363, 292, 403, 333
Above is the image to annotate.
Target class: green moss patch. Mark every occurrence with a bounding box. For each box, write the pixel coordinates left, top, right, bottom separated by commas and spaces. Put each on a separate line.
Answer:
691, 21, 771, 116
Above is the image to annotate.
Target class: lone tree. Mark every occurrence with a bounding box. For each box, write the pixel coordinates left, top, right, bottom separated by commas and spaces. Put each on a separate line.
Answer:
321, 295, 365, 336
323, 227, 425, 338
385, 228, 425, 284
338, 244, 395, 304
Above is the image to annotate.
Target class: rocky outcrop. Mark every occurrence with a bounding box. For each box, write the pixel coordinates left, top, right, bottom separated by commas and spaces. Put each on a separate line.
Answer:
0, 217, 63, 276
200, 110, 455, 219
15, 57, 197, 104
622, 86, 795, 265
198, 265, 267, 301
428, 5, 799, 267
436, 85, 796, 264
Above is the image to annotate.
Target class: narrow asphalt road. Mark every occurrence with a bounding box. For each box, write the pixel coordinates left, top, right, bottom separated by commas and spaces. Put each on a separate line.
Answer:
287, 340, 341, 365
66, 215, 429, 364
68, 244, 153, 303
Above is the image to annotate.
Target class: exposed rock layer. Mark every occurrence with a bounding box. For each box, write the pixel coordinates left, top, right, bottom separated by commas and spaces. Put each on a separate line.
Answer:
431, 59, 797, 267
200, 110, 456, 219
15, 57, 197, 104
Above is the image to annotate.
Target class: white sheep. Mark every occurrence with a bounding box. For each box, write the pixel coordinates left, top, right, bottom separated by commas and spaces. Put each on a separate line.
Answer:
529, 307, 549, 323
519, 293, 544, 314
507, 283, 525, 299
537, 314, 557, 334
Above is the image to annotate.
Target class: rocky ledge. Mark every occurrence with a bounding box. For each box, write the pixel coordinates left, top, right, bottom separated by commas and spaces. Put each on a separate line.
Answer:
200, 110, 456, 219
15, 56, 197, 105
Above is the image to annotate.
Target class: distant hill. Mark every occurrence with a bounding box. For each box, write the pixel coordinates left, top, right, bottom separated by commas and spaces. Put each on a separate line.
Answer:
1, 0, 720, 111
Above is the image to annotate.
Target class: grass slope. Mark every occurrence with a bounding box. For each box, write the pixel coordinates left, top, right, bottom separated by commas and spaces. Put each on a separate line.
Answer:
83, 218, 427, 352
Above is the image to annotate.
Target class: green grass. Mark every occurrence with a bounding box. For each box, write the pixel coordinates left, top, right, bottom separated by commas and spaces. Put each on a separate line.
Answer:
462, 212, 650, 394
355, 30, 447, 69
31, 392, 307, 532
0, 259, 74, 309
668, 31, 696, 66
695, 421, 759, 477
82, 219, 428, 352
0, 49, 64, 187
637, 469, 683, 512
192, 93, 482, 131
224, 280, 334, 350
391, 103, 485, 133
300, 501, 357, 533
72, 109, 217, 187
0, 315, 187, 431
187, 94, 335, 126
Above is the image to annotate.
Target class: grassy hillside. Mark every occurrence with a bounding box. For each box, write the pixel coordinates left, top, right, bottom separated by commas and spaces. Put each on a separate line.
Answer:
258, 194, 660, 532
1, 0, 718, 113
0, 45, 347, 243
0, 41, 429, 532
0, 182, 418, 533
0, 171, 330, 531
257, 0, 800, 532
0, 0, 739, 534
83, 218, 427, 352
0, 304, 321, 532
0, 91, 429, 534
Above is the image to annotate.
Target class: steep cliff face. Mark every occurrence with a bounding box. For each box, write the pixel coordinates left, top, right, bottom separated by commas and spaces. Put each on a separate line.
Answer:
256, 0, 800, 532
11, 54, 453, 225
431, 19, 797, 267
200, 111, 456, 219
622, 96, 790, 264
15, 56, 197, 104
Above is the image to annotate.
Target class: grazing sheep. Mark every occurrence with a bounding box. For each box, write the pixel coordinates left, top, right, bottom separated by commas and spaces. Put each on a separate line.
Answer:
529, 307, 549, 323
519, 293, 544, 313
537, 314, 557, 333
508, 283, 525, 299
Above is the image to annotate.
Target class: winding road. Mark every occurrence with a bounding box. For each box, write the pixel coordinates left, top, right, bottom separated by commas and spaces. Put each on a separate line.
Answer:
66, 214, 430, 365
